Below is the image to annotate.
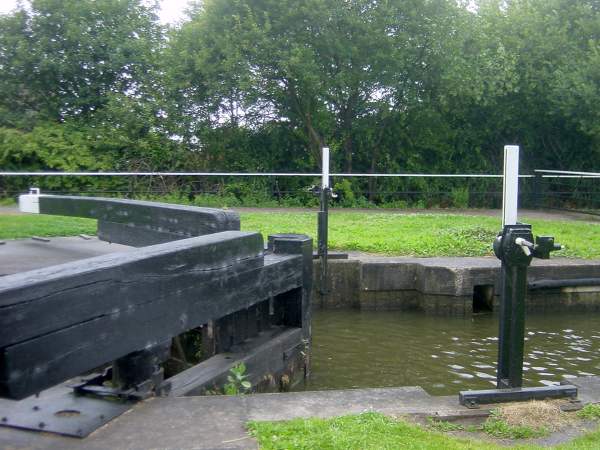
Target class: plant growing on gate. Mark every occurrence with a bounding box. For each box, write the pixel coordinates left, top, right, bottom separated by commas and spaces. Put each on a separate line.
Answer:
223, 363, 252, 395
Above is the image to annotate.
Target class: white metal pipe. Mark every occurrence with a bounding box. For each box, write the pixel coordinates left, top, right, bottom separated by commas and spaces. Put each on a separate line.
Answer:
0, 171, 535, 178
502, 145, 520, 227
535, 169, 600, 177
541, 175, 600, 178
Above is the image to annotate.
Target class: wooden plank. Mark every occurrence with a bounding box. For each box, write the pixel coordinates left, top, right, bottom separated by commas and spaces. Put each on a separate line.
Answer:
232, 309, 248, 345
163, 328, 303, 397
215, 314, 234, 353
274, 288, 303, 328
200, 322, 216, 359
257, 300, 271, 332
246, 305, 259, 339
459, 385, 578, 406
97, 220, 186, 247
37, 195, 240, 246
0, 231, 263, 347
0, 255, 302, 399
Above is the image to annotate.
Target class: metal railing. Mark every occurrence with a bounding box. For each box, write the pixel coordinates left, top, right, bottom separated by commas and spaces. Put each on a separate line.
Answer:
1, 169, 598, 213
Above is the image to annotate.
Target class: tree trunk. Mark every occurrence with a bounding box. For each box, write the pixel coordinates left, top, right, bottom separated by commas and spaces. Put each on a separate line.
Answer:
343, 134, 353, 173
305, 113, 324, 165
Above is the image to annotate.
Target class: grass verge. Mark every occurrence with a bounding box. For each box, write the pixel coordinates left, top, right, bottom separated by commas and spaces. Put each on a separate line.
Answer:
248, 412, 497, 450
0, 210, 599, 258
248, 411, 600, 450
240, 211, 600, 258
578, 404, 600, 420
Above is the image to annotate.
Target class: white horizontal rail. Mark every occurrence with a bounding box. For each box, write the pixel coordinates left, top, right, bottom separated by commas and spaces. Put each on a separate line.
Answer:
0, 171, 320, 177
0, 171, 535, 178
535, 169, 600, 178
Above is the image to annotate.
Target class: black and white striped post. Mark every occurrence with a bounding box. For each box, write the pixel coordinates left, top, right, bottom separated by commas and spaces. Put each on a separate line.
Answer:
317, 147, 331, 295
459, 146, 571, 407
495, 145, 531, 389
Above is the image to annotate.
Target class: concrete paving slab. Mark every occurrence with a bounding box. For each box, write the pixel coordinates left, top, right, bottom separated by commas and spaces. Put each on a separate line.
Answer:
571, 376, 600, 404
244, 387, 456, 421
0, 387, 468, 450
2, 377, 600, 449
0, 236, 133, 276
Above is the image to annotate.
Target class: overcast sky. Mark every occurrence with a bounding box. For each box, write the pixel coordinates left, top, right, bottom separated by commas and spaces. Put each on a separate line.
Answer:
0, 0, 191, 24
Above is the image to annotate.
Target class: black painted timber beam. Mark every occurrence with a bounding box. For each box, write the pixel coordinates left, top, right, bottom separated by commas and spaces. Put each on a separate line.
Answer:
37, 195, 240, 246
459, 385, 578, 407
528, 278, 600, 290
0, 231, 306, 399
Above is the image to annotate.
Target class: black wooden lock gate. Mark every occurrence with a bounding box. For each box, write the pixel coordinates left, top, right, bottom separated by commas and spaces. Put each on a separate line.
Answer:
0, 196, 312, 437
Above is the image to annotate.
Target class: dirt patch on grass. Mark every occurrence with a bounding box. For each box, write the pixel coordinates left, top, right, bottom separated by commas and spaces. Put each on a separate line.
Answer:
420, 400, 597, 446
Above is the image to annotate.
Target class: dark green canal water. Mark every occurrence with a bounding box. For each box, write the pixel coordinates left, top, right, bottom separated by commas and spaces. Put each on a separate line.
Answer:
297, 310, 600, 396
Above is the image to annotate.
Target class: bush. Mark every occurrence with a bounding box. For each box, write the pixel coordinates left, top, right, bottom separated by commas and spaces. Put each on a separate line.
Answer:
333, 179, 356, 207
450, 187, 470, 208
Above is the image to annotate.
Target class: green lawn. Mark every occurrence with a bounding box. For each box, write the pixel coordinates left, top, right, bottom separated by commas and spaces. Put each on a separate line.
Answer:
248, 412, 600, 450
1, 211, 599, 258
0, 214, 96, 239
240, 211, 600, 258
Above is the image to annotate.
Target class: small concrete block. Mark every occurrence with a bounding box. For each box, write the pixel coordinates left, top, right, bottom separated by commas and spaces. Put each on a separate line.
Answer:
560, 400, 583, 412
569, 376, 600, 404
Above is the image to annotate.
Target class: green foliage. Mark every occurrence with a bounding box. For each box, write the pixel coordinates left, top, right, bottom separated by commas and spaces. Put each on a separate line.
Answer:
578, 404, 600, 421
0, 198, 16, 206
426, 418, 465, 432
0, 0, 162, 126
0, 0, 179, 197
450, 187, 470, 209
1, 0, 600, 208
481, 410, 548, 439
333, 180, 357, 208
380, 200, 409, 209
223, 363, 252, 396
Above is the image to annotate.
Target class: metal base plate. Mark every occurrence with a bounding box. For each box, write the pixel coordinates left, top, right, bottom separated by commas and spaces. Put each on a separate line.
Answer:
459, 384, 578, 408
0, 383, 133, 438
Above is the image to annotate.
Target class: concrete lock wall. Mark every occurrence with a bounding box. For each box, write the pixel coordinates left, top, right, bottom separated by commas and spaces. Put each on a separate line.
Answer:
312, 257, 600, 316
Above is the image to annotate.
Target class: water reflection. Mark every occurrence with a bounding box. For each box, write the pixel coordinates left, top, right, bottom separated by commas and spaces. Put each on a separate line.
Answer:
298, 310, 600, 396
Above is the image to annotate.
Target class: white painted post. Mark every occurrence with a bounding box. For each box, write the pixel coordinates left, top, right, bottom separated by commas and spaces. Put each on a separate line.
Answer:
502, 145, 520, 227
322, 147, 330, 189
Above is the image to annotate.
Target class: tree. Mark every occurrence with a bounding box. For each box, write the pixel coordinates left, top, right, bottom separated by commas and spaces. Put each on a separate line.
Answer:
0, 0, 181, 182
169, 0, 476, 173
0, 0, 163, 126
472, 0, 600, 170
